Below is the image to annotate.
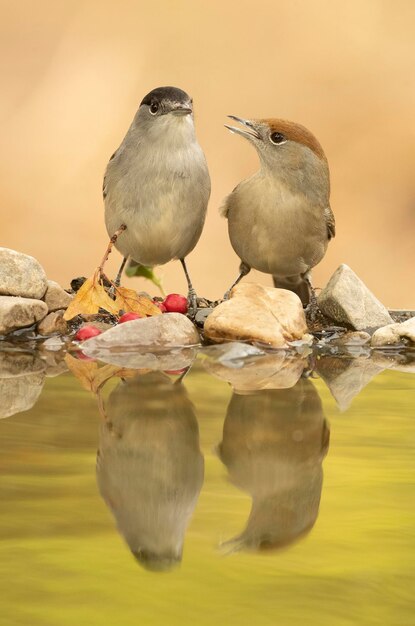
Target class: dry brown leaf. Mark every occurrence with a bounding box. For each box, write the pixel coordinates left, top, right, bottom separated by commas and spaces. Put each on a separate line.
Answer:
113, 286, 161, 316
63, 271, 120, 320
92, 364, 149, 391
65, 354, 149, 393
64, 353, 99, 391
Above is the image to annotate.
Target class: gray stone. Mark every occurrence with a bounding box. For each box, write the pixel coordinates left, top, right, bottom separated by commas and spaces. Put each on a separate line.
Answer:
81, 313, 200, 352
204, 283, 311, 349
371, 316, 415, 347
316, 355, 385, 411
0, 296, 48, 335
318, 264, 393, 331
0, 373, 45, 419
44, 280, 73, 312
0, 247, 47, 299
37, 310, 68, 336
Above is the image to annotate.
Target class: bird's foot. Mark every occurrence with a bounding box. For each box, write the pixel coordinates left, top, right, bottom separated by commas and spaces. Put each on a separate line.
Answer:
223, 289, 231, 301
304, 287, 320, 323
187, 288, 198, 318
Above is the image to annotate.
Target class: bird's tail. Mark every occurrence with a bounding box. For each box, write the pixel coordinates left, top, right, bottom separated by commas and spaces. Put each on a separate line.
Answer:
272, 275, 311, 306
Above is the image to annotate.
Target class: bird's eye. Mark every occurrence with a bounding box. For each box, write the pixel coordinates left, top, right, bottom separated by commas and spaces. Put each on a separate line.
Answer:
149, 102, 159, 115
269, 132, 286, 145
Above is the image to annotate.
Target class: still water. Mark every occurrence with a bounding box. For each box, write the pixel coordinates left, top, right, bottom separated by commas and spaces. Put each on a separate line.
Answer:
0, 346, 414, 626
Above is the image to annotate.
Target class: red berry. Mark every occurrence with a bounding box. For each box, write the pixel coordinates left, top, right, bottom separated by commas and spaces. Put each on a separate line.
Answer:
154, 301, 167, 313
74, 325, 102, 341
118, 312, 144, 324
164, 368, 187, 375
163, 293, 188, 314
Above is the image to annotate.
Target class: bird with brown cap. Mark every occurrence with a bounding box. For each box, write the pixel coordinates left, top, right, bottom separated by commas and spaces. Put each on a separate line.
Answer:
221, 116, 335, 310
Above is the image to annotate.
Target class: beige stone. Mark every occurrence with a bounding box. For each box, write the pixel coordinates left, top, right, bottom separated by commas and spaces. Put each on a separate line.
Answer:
0, 247, 47, 299
44, 280, 73, 312
37, 310, 68, 336
371, 316, 415, 347
0, 296, 48, 335
204, 283, 309, 349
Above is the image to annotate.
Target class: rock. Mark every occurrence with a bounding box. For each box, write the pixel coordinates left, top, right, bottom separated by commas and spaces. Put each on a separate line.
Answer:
82, 346, 198, 371
0, 351, 45, 419
371, 316, 415, 347
81, 313, 200, 352
0, 296, 48, 335
44, 280, 73, 312
204, 283, 310, 349
0, 351, 45, 377
37, 310, 68, 336
0, 373, 45, 419
371, 351, 415, 374
42, 351, 69, 377
202, 342, 266, 365
194, 307, 214, 327
0, 247, 47, 299
316, 355, 385, 411
205, 352, 307, 392
318, 264, 393, 331
330, 331, 371, 347
41, 336, 66, 351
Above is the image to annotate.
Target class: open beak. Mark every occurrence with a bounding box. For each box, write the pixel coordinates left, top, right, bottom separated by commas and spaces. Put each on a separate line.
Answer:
170, 104, 193, 116
224, 115, 261, 140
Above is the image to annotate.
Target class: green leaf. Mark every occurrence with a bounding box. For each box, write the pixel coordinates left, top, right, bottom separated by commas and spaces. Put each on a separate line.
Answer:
125, 262, 165, 296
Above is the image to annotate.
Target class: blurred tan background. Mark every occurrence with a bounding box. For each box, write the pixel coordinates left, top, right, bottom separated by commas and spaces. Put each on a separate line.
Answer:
0, 0, 414, 306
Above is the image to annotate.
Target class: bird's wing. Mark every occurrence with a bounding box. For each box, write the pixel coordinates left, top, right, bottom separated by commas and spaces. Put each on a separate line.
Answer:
324, 206, 336, 240
219, 185, 239, 218
102, 150, 118, 200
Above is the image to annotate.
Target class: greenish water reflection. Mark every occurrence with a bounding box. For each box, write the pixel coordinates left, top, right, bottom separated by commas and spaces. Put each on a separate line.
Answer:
0, 352, 414, 626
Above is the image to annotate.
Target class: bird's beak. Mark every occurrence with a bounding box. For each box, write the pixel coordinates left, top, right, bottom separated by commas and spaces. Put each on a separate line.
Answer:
224, 115, 261, 140
170, 103, 193, 116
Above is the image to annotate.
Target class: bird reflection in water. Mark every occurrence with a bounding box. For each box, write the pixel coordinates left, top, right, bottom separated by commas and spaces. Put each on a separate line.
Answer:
96, 372, 204, 571
218, 377, 329, 553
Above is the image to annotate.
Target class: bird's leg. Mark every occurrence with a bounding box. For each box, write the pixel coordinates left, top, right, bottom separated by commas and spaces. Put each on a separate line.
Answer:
304, 274, 320, 322
108, 255, 129, 298
223, 262, 251, 300
98, 224, 127, 278
180, 258, 198, 316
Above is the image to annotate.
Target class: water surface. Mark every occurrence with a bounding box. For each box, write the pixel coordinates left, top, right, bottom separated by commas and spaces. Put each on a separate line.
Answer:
0, 348, 414, 626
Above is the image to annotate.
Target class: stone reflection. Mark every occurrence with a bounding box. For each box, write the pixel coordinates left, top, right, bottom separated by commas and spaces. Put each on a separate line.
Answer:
218, 377, 329, 552
0, 350, 45, 419
96, 372, 204, 571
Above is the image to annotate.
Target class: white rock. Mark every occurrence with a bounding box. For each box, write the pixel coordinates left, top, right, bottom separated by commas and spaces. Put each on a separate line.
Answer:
0, 296, 48, 335
0, 247, 47, 299
204, 283, 310, 349
44, 280, 73, 312
318, 264, 393, 330
82, 313, 200, 352
371, 316, 415, 347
